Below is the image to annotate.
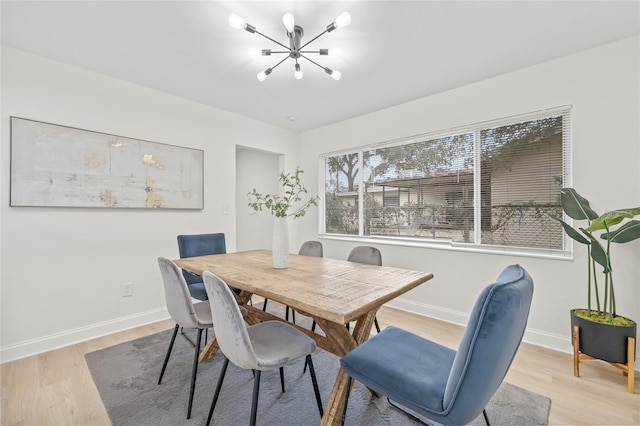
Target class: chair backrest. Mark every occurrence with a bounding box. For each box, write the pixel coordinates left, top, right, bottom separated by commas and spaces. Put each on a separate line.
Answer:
347, 246, 382, 266
177, 233, 226, 284
203, 271, 259, 370
157, 257, 207, 329
298, 241, 323, 257
442, 264, 534, 424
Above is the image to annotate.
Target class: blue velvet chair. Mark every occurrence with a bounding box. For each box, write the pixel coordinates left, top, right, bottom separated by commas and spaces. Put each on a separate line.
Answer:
177, 233, 227, 300
340, 264, 534, 426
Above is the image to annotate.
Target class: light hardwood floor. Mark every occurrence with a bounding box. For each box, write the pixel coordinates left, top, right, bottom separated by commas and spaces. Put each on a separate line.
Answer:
1, 306, 639, 425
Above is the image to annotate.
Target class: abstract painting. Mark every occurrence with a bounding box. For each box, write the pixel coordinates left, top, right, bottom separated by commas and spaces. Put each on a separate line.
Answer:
10, 117, 203, 209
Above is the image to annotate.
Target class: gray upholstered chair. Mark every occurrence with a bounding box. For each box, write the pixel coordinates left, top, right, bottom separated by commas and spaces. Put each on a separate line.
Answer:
156, 256, 213, 419
340, 264, 534, 426
203, 270, 324, 426
177, 233, 228, 300
299, 240, 323, 257
347, 246, 382, 333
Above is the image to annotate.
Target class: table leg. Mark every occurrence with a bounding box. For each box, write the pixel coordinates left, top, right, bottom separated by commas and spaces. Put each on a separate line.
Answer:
318, 309, 377, 426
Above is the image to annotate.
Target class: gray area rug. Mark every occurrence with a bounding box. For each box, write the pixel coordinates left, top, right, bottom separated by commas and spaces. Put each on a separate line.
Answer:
86, 302, 550, 426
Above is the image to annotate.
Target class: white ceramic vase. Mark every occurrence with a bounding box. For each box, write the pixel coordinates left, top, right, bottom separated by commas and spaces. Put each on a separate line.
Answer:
272, 216, 290, 269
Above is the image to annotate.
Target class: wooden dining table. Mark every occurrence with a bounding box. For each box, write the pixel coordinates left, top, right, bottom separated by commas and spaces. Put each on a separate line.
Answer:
173, 249, 433, 426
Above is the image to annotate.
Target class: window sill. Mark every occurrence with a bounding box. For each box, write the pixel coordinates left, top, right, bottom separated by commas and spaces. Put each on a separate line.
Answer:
318, 233, 573, 261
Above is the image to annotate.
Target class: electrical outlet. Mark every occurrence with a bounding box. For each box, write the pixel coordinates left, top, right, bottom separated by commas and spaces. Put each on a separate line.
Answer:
122, 282, 134, 297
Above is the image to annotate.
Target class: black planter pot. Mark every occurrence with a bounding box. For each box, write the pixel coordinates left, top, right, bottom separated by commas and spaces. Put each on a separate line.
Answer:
571, 309, 637, 364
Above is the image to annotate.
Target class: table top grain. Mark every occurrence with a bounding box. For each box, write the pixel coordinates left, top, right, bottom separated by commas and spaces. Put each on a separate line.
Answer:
174, 249, 433, 324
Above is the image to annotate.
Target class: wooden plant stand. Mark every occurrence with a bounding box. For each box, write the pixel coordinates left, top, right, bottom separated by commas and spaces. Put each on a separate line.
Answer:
573, 325, 636, 393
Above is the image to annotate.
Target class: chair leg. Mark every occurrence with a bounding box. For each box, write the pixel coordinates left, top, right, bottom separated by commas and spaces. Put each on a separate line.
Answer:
158, 324, 179, 385
311, 320, 317, 333
250, 370, 261, 426
387, 398, 431, 425
341, 376, 353, 426
187, 328, 204, 419
305, 355, 324, 418
279, 366, 285, 393
286, 306, 290, 321
482, 409, 491, 426
262, 299, 268, 311
374, 317, 381, 333
206, 357, 230, 426
303, 356, 309, 374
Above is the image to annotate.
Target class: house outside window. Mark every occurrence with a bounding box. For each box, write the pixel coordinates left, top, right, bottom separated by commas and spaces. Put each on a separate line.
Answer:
322, 107, 571, 255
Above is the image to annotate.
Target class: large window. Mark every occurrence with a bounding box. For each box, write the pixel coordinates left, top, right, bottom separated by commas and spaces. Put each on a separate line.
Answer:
322, 107, 570, 255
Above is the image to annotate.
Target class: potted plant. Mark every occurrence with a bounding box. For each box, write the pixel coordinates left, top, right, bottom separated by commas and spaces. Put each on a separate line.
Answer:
552, 188, 639, 385
247, 166, 318, 268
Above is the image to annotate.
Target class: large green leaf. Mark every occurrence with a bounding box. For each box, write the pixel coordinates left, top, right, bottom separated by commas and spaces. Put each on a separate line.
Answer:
560, 188, 598, 221
583, 230, 610, 273
550, 216, 590, 244
587, 207, 640, 232
602, 219, 640, 243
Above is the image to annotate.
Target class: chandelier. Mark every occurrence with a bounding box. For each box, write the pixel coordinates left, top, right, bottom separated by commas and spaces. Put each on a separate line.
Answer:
229, 11, 351, 81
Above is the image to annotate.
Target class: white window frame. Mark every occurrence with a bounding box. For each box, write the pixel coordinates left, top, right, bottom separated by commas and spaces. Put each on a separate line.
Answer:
319, 106, 573, 259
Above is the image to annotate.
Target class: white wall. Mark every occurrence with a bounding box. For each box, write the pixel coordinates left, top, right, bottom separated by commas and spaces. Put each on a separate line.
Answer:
2, 36, 638, 364
236, 147, 282, 251
0, 47, 298, 361
296, 36, 640, 357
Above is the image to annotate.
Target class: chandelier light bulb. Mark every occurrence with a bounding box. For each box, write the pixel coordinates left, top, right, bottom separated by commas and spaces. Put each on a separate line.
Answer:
283, 13, 295, 33
331, 70, 342, 80
257, 68, 272, 82
334, 12, 351, 29
229, 14, 246, 30
294, 63, 303, 80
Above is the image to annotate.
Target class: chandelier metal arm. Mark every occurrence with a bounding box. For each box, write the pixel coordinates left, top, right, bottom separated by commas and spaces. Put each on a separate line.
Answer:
299, 29, 330, 50
269, 55, 291, 71
253, 29, 290, 51
299, 53, 327, 71
300, 50, 329, 55
265, 50, 290, 54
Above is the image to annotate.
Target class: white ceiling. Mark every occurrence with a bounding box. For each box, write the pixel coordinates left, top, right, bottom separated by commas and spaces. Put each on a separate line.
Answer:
2, 1, 639, 133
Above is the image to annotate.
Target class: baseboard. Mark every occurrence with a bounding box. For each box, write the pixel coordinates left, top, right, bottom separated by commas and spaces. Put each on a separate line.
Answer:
386, 298, 572, 355
0, 307, 170, 364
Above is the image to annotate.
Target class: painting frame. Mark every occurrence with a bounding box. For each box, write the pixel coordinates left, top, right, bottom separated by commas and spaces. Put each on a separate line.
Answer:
10, 117, 204, 209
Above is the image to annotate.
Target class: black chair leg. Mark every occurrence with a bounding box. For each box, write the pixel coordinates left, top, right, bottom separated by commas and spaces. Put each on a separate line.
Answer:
341, 376, 353, 426
482, 409, 491, 426
303, 356, 309, 374
387, 397, 431, 425
250, 370, 261, 426
305, 355, 324, 418
187, 328, 203, 419
206, 357, 230, 426
262, 299, 268, 311
158, 324, 179, 385
374, 316, 381, 333
279, 366, 285, 392
311, 320, 317, 333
